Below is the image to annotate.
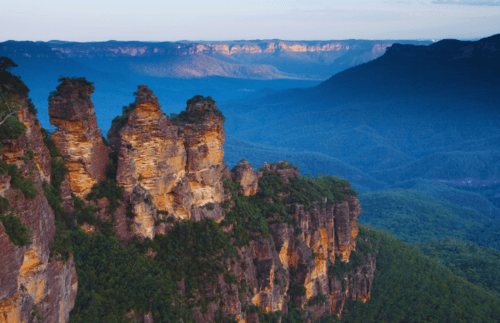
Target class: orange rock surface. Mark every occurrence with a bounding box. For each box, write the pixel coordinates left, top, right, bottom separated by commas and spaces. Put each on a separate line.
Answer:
0, 93, 77, 323
48, 78, 111, 197
108, 87, 226, 239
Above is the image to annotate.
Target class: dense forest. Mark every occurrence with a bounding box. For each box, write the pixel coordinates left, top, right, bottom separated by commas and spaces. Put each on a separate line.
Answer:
330, 227, 500, 323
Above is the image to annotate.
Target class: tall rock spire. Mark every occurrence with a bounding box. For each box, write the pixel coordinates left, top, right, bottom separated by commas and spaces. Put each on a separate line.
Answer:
48, 77, 111, 197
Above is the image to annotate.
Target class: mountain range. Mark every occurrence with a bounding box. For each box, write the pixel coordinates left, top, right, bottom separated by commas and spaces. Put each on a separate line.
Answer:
222, 34, 500, 190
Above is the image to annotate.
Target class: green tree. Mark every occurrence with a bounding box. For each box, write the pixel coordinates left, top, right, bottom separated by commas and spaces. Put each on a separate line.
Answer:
0, 57, 17, 72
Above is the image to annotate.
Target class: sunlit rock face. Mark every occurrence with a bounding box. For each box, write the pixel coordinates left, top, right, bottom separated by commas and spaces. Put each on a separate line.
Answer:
181, 98, 225, 210
49, 40, 392, 58
188, 162, 373, 322
0, 96, 77, 323
108, 86, 226, 238
48, 78, 111, 198
233, 160, 258, 196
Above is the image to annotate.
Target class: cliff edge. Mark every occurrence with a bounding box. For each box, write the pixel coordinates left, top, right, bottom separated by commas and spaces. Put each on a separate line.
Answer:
0, 71, 77, 323
1, 70, 374, 322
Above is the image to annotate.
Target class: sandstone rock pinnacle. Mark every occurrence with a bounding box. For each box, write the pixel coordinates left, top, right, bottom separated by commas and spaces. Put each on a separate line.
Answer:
48, 77, 111, 197
233, 160, 258, 196
107, 87, 226, 239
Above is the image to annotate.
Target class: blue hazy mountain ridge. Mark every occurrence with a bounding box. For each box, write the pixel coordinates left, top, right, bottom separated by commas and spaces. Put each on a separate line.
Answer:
20, 39, 431, 78
0, 38, 427, 132
221, 34, 500, 186
2, 40, 348, 129
219, 34, 500, 256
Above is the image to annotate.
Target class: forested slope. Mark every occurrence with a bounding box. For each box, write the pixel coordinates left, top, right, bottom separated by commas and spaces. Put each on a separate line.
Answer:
332, 227, 500, 323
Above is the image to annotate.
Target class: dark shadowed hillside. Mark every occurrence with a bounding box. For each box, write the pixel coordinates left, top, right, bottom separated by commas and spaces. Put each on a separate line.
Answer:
221, 34, 500, 211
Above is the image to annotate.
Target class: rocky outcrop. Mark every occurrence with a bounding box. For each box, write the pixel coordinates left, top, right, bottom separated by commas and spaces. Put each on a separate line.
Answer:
1, 66, 375, 322
186, 162, 373, 322
182, 99, 225, 209
233, 160, 258, 196
108, 87, 226, 239
258, 161, 300, 183
0, 92, 77, 322
48, 78, 111, 197
253, 163, 370, 317
102, 87, 372, 319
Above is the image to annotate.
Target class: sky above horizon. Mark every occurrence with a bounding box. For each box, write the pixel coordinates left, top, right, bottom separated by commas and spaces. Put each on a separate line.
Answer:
1, 0, 499, 42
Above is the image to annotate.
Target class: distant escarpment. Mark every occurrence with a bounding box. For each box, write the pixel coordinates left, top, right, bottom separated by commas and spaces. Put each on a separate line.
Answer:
0, 68, 77, 322
0, 39, 431, 80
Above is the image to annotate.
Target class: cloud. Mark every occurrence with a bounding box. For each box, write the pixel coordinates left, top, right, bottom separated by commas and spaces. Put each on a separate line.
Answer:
433, 0, 500, 5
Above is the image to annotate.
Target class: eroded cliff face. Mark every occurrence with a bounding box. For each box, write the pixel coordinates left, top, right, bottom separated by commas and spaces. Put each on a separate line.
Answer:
0, 95, 77, 323
233, 160, 258, 196
48, 40, 392, 57
186, 162, 374, 322
100, 86, 373, 320
48, 78, 111, 198
107, 87, 226, 239
0, 74, 374, 322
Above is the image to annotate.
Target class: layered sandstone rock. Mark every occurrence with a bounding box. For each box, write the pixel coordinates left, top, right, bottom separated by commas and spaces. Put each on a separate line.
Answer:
258, 161, 300, 183
187, 162, 373, 322
182, 99, 225, 208
233, 160, 258, 196
2, 74, 373, 322
251, 163, 370, 318
108, 87, 226, 239
48, 78, 111, 197
0, 95, 77, 323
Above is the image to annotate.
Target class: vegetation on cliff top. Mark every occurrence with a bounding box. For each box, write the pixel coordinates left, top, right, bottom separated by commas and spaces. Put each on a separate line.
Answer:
221, 164, 356, 247
65, 162, 363, 322
48, 77, 94, 102
170, 94, 225, 124
109, 102, 136, 134
0, 56, 30, 97
0, 57, 30, 140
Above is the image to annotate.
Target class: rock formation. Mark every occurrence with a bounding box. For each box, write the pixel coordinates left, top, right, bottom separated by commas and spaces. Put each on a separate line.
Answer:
1, 74, 374, 322
233, 160, 258, 196
48, 78, 111, 197
107, 87, 226, 239
103, 87, 372, 320
0, 87, 77, 322
158, 161, 373, 322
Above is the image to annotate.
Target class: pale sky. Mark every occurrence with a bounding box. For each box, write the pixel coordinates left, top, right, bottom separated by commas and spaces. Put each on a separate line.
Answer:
1, 0, 499, 41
